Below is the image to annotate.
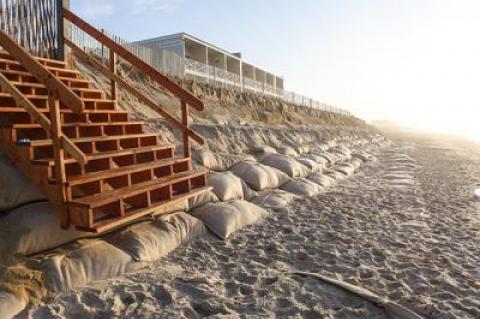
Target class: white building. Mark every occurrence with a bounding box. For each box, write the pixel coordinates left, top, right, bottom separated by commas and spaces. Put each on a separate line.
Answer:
135, 33, 284, 97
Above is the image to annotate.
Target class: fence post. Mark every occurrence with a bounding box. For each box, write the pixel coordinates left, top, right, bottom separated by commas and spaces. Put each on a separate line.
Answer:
55, 0, 66, 60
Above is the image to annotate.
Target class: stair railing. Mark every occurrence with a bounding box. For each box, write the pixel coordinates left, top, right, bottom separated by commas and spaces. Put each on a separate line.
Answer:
63, 8, 205, 159
0, 28, 88, 227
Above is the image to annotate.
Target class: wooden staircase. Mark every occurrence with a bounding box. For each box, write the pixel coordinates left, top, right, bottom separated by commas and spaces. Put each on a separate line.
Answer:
0, 11, 211, 233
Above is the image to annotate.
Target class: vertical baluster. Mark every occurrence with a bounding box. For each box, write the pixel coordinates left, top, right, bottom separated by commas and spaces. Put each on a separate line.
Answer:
48, 91, 69, 228
109, 48, 117, 100
181, 100, 191, 162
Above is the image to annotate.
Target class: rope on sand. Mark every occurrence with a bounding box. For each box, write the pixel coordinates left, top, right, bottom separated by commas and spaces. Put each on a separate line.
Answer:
291, 271, 426, 319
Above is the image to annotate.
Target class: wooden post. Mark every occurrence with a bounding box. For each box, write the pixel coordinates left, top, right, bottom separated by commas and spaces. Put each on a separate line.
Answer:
48, 92, 69, 228
181, 101, 191, 160
109, 49, 117, 100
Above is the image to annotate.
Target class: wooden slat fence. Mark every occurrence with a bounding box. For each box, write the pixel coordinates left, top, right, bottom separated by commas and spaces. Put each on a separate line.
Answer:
0, 0, 63, 59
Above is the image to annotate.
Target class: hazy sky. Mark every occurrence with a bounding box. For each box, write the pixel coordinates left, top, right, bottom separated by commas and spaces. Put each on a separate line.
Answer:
71, 0, 480, 142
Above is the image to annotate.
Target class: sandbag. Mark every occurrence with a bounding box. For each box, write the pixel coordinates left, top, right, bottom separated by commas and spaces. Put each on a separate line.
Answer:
352, 151, 372, 162
188, 190, 219, 210
334, 163, 356, 176
296, 156, 326, 173
252, 190, 300, 209
276, 146, 298, 157
0, 154, 45, 212
0, 292, 26, 319
251, 145, 277, 155
208, 171, 245, 201
325, 170, 347, 180
308, 174, 335, 188
192, 149, 255, 171
311, 151, 338, 166
261, 154, 310, 178
231, 161, 290, 191
0, 202, 93, 257
241, 180, 257, 201
313, 143, 330, 152
41, 239, 142, 292
330, 146, 352, 160
350, 158, 363, 169
280, 178, 322, 196
106, 213, 207, 262
190, 200, 268, 239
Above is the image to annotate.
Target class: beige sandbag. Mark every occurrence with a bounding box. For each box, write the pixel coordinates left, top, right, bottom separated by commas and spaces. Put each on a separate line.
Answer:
313, 143, 330, 152
308, 174, 335, 188
350, 158, 363, 169
0, 154, 45, 212
311, 151, 338, 166
280, 178, 323, 196
0, 202, 92, 257
241, 180, 258, 201
261, 154, 310, 178
208, 171, 245, 201
190, 200, 268, 239
296, 156, 326, 173
352, 151, 371, 162
252, 190, 300, 209
231, 161, 290, 191
192, 149, 254, 171
325, 170, 347, 180
0, 292, 26, 319
106, 213, 207, 262
188, 190, 219, 211
41, 239, 142, 292
334, 163, 356, 176
251, 145, 277, 155
276, 146, 298, 157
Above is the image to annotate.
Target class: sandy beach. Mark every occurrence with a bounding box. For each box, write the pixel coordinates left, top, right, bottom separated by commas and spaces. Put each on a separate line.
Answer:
14, 130, 478, 319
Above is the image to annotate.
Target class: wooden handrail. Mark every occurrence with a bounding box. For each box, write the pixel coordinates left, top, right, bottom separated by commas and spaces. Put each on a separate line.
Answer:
65, 38, 205, 146
0, 28, 84, 114
0, 72, 88, 165
63, 8, 204, 112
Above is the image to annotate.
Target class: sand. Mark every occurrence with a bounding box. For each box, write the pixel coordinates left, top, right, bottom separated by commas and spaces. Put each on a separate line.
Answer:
4, 59, 479, 318
15, 130, 479, 319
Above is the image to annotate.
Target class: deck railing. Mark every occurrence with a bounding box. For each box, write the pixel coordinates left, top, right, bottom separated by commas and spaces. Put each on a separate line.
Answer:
63, 8, 205, 159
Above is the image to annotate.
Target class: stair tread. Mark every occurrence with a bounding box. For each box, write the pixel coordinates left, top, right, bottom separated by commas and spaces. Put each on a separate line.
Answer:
67, 156, 188, 185
0, 62, 80, 74
0, 92, 114, 103
71, 168, 205, 207
29, 133, 159, 147
8, 81, 102, 93
0, 69, 88, 82
75, 186, 211, 233
0, 51, 66, 66
33, 144, 173, 165
11, 121, 144, 129
0, 106, 128, 113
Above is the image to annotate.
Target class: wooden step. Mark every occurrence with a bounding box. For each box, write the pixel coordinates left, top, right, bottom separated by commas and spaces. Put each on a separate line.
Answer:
5, 81, 103, 99
11, 121, 144, 141
0, 67, 80, 80
0, 107, 129, 124
37, 144, 175, 179
1, 69, 90, 88
72, 185, 211, 233
0, 61, 81, 79
0, 92, 115, 110
28, 133, 160, 160
65, 157, 191, 196
0, 51, 66, 68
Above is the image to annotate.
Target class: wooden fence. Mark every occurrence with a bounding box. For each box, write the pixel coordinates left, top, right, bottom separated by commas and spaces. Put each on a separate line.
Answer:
0, 0, 64, 59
